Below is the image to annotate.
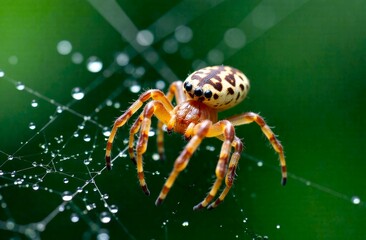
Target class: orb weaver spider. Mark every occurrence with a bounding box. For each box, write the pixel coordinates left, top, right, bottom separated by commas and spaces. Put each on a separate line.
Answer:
105, 65, 287, 210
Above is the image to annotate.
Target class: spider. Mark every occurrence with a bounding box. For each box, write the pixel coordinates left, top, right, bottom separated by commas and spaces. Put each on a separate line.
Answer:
105, 65, 287, 210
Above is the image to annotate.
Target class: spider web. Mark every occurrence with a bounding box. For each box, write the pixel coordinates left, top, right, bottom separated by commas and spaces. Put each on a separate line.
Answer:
0, 0, 364, 239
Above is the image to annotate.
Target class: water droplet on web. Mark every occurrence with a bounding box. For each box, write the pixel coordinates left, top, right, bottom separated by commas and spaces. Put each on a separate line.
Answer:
6, 220, 15, 230
86, 203, 96, 211
182, 221, 189, 227
351, 196, 361, 205
109, 205, 118, 213
97, 231, 110, 240
70, 213, 79, 223
8, 155, 14, 161
102, 194, 109, 200
115, 52, 129, 66
32, 184, 39, 190
63, 178, 69, 184
57, 40, 72, 55
102, 128, 110, 137
71, 52, 84, 64
99, 212, 111, 223
0, 170, 3, 176
257, 161, 263, 167
130, 85, 141, 93
83, 134, 91, 142
276, 224, 281, 229
73, 132, 79, 137
62, 191, 73, 201
0, 69, 4, 77
205, 145, 215, 151
152, 153, 160, 161
29, 122, 36, 130
155, 80, 166, 89
175, 25, 193, 43
71, 87, 85, 100
86, 56, 103, 73
16, 82, 25, 90
31, 99, 38, 107
136, 30, 154, 46
77, 187, 83, 193
84, 159, 91, 165
56, 105, 63, 113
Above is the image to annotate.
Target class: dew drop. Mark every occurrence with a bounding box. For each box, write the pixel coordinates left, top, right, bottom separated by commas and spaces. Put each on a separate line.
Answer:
115, 52, 129, 66
29, 122, 36, 130
182, 221, 189, 227
109, 205, 118, 213
57, 40, 72, 55
351, 196, 361, 205
175, 25, 193, 43
69, 213, 79, 223
31, 99, 38, 107
100, 212, 111, 223
62, 191, 73, 201
63, 178, 69, 184
0, 69, 4, 77
86, 56, 103, 73
83, 134, 91, 142
136, 30, 154, 46
97, 231, 110, 240
257, 161, 263, 167
205, 145, 215, 151
155, 80, 166, 89
8, 155, 14, 161
276, 224, 281, 229
71, 87, 85, 100
32, 184, 39, 190
84, 159, 91, 165
56, 106, 63, 113
224, 28, 246, 49
152, 153, 160, 161
16, 82, 25, 90
71, 52, 84, 64
130, 85, 141, 93
103, 128, 111, 137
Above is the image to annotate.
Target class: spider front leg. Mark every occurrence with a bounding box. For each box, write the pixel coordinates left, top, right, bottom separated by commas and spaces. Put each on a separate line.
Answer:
208, 137, 243, 209
193, 120, 235, 210
155, 120, 212, 206
131, 101, 172, 195
105, 89, 173, 170
227, 112, 287, 185
156, 81, 186, 160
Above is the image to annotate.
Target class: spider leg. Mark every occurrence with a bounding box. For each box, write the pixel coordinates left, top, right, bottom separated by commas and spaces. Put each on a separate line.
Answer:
156, 81, 186, 160
105, 90, 173, 170
208, 137, 243, 209
155, 120, 212, 206
134, 100, 172, 195
193, 120, 235, 210
128, 112, 144, 165
226, 112, 287, 185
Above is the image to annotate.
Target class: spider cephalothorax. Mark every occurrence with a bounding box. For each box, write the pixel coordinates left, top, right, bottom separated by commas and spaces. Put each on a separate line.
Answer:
105, 66, 287, 210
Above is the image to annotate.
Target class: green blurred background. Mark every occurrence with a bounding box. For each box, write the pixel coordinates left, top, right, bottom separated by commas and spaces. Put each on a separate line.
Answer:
0, 0, 365, 239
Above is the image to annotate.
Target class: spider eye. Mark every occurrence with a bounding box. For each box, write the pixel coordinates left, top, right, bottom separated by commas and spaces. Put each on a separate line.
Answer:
204, 90, 212, 98
184, 82, 192, 91
194, 88, 203, 97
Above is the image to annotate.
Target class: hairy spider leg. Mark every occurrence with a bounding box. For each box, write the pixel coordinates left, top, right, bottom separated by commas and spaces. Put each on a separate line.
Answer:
226, 112, 287, 185
155, 120, 212, 206
134, 101, 172, 195
193, 120, 235, 210
105, 90, 173, 170
208, 137, 243, 209
156, 81, 186, 160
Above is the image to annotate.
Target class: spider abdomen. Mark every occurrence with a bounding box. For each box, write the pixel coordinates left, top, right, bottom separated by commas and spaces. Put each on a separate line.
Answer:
183, 66, 250, 111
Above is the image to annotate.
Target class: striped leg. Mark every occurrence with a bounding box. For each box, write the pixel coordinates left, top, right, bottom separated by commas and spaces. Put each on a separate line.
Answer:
208, 137, 243, 209
133, 101, 172, 195
226, 112, 287, 185
193, 120, 235, 210
155, 120, 212, 206
156, 81, 186, 160
128, 112, 144, 165
105, 89, 173, 170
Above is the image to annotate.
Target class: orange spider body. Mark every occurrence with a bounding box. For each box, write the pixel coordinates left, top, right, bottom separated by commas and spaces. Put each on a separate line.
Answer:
105, 66, 287, 210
